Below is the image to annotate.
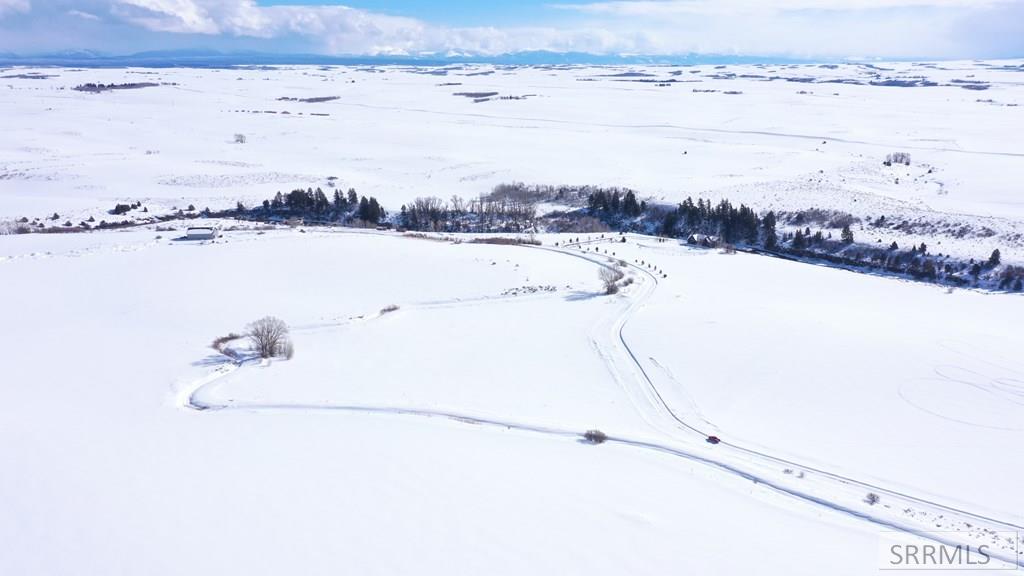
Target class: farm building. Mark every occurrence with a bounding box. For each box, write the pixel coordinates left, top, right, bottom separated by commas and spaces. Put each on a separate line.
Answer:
186, 227, 218, 241
685, 233, 718, 248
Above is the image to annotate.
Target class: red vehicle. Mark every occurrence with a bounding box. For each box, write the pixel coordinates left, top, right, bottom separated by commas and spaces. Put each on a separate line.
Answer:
706, 435, 721, 445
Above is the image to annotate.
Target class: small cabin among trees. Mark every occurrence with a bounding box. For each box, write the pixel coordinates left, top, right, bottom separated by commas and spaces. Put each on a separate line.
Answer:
686, 233, 718, 248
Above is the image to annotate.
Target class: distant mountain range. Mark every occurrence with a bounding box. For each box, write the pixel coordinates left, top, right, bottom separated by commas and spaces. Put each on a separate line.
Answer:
0, 49, 813, 68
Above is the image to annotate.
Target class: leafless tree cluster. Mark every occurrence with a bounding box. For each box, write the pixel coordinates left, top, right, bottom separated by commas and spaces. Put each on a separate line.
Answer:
246, 316, 292, 359
599, 267, 625, 294
488, 182, 633, 208
399, 195, 537, 233
884, 152, 911, 166
780, 208, 859, 230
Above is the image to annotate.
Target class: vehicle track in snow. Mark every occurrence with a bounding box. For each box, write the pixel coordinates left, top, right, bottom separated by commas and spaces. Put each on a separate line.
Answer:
183, 233, 1023, 566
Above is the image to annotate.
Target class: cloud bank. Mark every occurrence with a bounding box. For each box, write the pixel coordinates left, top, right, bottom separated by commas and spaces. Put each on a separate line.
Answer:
0, 0, 1021, 59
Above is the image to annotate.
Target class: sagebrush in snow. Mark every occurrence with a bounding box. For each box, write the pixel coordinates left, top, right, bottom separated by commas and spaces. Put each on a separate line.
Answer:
211, 332, 242, 352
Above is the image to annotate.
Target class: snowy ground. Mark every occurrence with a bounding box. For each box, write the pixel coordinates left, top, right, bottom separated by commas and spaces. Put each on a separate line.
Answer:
1, 227, 1021, 574
2, 61, 1023, 261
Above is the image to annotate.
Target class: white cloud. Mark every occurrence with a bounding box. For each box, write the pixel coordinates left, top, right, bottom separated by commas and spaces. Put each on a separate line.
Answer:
552, 0, 1017, 16
111, 0, 226, 34
0, 0, 30, 17
68, 9, 100, 20
545, 0, 1024, 57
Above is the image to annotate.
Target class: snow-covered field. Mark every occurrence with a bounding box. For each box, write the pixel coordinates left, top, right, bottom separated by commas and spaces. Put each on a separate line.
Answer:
2, 60, 1023, 574
1, 226, 1021, 574
2, 61, 1023, 261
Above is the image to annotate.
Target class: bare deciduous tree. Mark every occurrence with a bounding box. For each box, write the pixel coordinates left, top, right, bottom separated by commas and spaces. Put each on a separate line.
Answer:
599, 267, 624, 295
247, 316, 290, 358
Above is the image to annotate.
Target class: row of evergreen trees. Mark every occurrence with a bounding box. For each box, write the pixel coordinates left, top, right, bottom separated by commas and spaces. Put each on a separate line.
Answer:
586, 189, 645, 218
255, 187, 385, 223
670, 197, 762, 244
587, 192, 1017, 290
585, 192, 778, 248
650, 197, 856, 251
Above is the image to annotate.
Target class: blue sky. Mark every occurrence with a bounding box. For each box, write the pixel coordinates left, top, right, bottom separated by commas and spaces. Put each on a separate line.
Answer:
0, 1, 1022, 59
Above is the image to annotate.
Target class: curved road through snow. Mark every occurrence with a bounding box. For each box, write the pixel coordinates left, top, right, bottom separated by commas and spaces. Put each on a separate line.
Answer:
184, 234, 1024, 567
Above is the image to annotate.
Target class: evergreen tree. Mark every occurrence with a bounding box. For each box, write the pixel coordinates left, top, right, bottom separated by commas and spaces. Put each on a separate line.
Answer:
989, 249, 1001, 266
368, 197, 382, 223
623, 191, 640, 217
841, 224, 854, 244
660, 210, 680, 237
358, 196, 371, 221
313, 188, 330, 213
792, 228, 806, 250
762, 211, 778, 249
286, 189, 312, 211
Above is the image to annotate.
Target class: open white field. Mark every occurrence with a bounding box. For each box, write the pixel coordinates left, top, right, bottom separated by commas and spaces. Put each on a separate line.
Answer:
1, 227, 1021, 573
607, 234, 1024, 515
2, 61, 1023, 261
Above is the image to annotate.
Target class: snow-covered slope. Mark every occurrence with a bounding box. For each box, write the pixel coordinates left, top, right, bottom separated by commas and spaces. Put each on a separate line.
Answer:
1, 228, 1021, 574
